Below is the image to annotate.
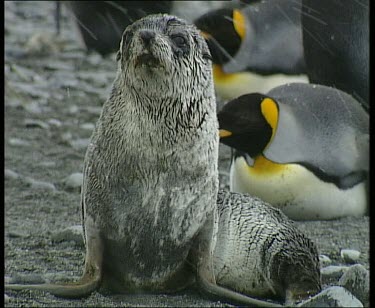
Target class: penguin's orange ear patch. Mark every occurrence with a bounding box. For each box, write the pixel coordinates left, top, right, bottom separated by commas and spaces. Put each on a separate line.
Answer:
260, 98, 279, 143
219, 129, 233, 137
233, 9, 246, 40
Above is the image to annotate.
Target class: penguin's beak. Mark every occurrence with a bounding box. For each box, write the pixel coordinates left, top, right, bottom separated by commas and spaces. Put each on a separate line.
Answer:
219, 129, 232, 138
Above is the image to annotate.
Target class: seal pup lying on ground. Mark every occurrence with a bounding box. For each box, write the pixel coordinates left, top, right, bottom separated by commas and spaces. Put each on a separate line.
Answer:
214, 190, 321, 304
5, 14, 320, 307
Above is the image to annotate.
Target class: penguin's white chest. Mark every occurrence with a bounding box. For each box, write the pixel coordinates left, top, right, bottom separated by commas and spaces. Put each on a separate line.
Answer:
230, 156, 367, 220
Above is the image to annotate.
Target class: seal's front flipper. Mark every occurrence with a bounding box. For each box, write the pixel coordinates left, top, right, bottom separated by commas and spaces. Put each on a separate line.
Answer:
197, 277, 283, 307
5, 217, 103, 298
193, 211, 282, 307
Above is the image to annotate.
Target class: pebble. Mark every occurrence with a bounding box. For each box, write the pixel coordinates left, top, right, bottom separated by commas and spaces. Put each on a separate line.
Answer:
68, 105, 79, 114
8, 138, 30, 146
38, 161, 56, 168
23, 101, 43, 114
80, 122, 95, 131
340, 249, 361, 264
11, 81, 50, 99
320, 265, 349, 284
4, 276, 12, 284
63, 172, 83, 189
85, 106, 102, 116
9, 273, 45, 284
7, 230, 29, 238
44, 272, 80, 284
24, 119, 49, 129
25, 32, 61, 56
47, 118, 63, 127
24, 176, 56, 191
297, 286, 363, 307
319, 254, 332, 267
4, 168, 20, 180
61, 132, 73, 143
51, 225, 84, 246
69, 138, 90, 151
338, 264, 369, 306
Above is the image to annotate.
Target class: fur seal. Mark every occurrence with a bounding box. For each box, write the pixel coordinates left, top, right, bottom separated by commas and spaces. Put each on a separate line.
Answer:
215, 190, 321, 304
5, 14, 320, 307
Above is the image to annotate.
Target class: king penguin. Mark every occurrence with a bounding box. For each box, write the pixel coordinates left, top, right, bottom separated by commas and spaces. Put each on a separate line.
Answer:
194, 0, 308, 101
301, 0, 369, 110
217, 83, 369, 220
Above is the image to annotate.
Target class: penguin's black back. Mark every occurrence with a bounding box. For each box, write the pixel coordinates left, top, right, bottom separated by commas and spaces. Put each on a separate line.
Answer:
301, 0, 369, 109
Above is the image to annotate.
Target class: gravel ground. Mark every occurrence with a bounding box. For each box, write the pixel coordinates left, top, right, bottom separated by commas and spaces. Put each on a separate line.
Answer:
4, 1, 369, 307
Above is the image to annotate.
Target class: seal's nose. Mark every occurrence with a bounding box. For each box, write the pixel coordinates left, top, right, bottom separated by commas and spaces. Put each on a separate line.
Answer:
139, 30, 155, 46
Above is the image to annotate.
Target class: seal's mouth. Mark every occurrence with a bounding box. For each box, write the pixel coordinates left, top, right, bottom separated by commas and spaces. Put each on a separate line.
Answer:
135, 52, 161, 68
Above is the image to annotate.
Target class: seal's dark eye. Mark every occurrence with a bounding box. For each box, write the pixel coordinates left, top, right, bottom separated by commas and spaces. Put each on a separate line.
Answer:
171, 35, 187, 48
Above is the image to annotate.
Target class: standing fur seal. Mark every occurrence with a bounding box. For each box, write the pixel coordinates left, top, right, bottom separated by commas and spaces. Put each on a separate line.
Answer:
5, 14, 320, 307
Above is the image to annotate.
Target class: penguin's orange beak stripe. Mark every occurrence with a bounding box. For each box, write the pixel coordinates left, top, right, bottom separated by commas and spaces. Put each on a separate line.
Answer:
219, 129, 232, 137
200, 30, 212, 40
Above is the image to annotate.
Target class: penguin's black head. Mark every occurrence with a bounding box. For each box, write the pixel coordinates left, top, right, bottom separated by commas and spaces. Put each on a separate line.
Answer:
194, 8, 245, 65
218, 93, 279, 157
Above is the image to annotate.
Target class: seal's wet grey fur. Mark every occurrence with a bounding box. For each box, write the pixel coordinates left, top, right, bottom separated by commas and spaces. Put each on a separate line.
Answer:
215, 190, 321, 303
5, 14, 320, 307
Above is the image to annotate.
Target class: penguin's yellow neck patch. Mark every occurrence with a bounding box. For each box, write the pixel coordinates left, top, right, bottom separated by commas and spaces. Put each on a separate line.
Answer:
213, 64, 237, 83
260, 98, 279, 144
233, 9, 246, 39
248, 155, 287, 175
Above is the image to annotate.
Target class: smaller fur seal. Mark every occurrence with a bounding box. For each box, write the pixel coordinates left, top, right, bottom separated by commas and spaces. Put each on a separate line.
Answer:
215, 190, 321, 304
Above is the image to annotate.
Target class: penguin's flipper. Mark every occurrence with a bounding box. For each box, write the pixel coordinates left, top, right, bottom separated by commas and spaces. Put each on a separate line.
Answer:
263, 83, 369, 185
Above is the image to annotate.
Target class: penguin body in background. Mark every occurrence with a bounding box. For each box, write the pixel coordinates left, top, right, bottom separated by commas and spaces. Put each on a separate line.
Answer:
218, 83, 369, 220
194, 0, 307, 101
64, 1, 172, 55
301, 0, 369, 109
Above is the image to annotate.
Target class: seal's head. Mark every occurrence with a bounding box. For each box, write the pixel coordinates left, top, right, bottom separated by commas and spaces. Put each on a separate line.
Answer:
117, 14, 212, 93
271, 235, 322, 303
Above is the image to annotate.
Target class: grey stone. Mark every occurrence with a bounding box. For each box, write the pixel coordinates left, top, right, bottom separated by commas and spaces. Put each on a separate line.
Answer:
86, 106, 102, 115
319, 254, 332, 267
38, 161, 56, 168
44, 272, 80, 284
24, 176, 56, 191
47, 118, 63, 127
9, 273, 45, 284
80, 122, 95, 131
339, 264, 369, 306
23, 101, 43, 114
341, 249, 361, 264
51, 225, 84, 246
63, 172, 83, 189
5, 294, 10, 303
69, 138, 90, 151
5, 168, 20, 180
7, 230, 29, 238
321, 265, 349, 284
297, 286, 363, 307
24, 119, 49, 129
8, 138, 30, 146
4, 276, 12, 284
68, 105, 79, 114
